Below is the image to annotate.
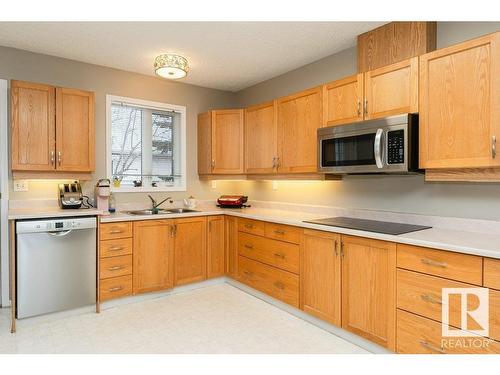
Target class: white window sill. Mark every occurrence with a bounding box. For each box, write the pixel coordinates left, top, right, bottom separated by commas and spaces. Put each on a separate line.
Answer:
111, 185, 186, 193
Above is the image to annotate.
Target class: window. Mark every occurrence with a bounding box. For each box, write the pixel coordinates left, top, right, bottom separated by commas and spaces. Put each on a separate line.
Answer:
106, 95, 186, 192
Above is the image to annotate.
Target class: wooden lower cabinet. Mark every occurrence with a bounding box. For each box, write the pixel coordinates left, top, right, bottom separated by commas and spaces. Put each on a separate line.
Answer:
133, 220, 174, 294
341, 235, 397, 350
100, 275, 133, 302
207, 216, 225, 278
174, 216, 207, 286
225, 216, 239, 278
238, 255, 299, 308
301, 229, 341, 325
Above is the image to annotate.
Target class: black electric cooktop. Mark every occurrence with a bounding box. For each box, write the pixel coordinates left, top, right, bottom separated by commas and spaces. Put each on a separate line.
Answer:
304, 216, 432, 235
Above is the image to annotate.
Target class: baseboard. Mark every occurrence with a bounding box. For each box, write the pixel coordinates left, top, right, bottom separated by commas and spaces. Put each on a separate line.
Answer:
226, 278, 392, 354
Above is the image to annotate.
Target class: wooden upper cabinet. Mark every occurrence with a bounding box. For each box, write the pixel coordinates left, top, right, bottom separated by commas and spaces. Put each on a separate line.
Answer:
357, 22, 436, 72
244, 101, 277, 174
323, 74, 363, 126
364, 57, 418, 120
11, 80, 55, 171
301, 230, 341, 326
11, 80, 95, 174
56, 88, 95, 172
419, 32, 500, 169
341, 235, 396, 350
133, 220, 174, 294
197, 111, 212, 175
173, 216, 207, 286
207, 216, 225, 278
277, 87, 322, 173
211, 109, 244, 174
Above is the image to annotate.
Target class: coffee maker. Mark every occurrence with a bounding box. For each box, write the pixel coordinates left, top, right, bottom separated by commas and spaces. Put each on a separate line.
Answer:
95, 179, 111, 214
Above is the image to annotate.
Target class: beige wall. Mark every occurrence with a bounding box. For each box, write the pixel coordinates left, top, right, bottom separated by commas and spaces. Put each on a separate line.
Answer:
1, 46, 236, 205
232, 21, 500, 220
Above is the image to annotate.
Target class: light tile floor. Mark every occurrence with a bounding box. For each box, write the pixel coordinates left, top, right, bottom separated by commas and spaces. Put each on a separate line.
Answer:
0, 284, 368, 354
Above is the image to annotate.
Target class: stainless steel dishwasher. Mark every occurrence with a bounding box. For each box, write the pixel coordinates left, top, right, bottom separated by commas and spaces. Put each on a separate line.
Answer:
16, 217, 97, 319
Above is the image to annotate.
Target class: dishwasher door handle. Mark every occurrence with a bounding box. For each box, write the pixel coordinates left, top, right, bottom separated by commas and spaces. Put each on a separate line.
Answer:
47, 230, 73, 237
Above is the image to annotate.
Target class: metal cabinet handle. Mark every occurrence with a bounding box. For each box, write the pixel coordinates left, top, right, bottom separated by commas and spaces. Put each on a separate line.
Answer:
357, 100, 361, 116
244, 244, 253, 249
108, 246, 124, 252
57, 151, 62, 166
50, 150, 55, 166
275, 156, 280, 168
108, 286, 124, 292
419, 340, 445, 354
170, 224, 177, 237
340, 241, 345, 258
364, 99, 368, 115
244, 224, 254, 229
243, 270, 253, 277
374, 128, 384, 169
421, 258, 447, 268
272, 157, 277, 169
211, 159, 216, 169
108, 265, 125, 271
420, 293, 442, 305
109, 228, 124, 234
492, 136, 497, 159
273, 252, 285, 259
334, 240, 339, 256
274, 229, 285, 235
274, 281, 285, 290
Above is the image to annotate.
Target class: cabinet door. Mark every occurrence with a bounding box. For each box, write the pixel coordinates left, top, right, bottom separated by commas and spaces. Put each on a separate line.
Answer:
207, 216, 225, 278
11, 80, 55, 171
133, 220, 174, 294
55, 87, 95, 172
174, 216, 207, 286
277, 87, 322, 173
323, 74, 363, 126
341, 235, 396, 350
245, 101, 277, 174
364, 57, 418, 120
211, 109, 244, 174
197, 112, 212, 175
419, 32, 500, 169
225, 216, 238, 278
301, 230, 341, 325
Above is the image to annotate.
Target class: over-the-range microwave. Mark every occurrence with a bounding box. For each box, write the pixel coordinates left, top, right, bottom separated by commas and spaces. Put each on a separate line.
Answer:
317, 113, 421, 174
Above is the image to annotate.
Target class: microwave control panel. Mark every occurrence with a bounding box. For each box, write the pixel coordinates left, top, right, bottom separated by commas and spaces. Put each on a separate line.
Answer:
387, 129, 404, 164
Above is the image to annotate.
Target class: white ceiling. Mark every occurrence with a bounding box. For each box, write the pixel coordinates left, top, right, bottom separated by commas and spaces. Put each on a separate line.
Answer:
0, 22, 385, 92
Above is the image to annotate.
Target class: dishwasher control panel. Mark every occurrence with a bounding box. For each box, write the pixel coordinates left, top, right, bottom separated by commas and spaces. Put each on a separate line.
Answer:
16, 217, 97, 234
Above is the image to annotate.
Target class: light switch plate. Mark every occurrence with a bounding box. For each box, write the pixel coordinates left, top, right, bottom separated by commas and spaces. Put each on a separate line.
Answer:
211, 181, 217, 189
14, 180, 29, 192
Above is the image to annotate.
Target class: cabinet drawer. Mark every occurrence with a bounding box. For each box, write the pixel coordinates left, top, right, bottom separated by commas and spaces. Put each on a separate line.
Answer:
99, 275, 132, 301
397, 269, 470, 326
397, 309, 499, 354
100, 238, 133, 258
484, 258, 500, 290
238, 232, 299, 274
100, 222, 133, 240
238, 218, 265, 236
238, 255, 299, 307
264, 222, 301, 244
99, 255, 133, 279
397, 244, 483, 284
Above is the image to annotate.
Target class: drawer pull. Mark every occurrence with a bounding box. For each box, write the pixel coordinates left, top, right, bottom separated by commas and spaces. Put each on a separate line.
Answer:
243, 270, 253, 277
108, 286, 124, 292
274, 229, 285, 235
244, 244, 254, 249
274, 281, 285, 290
273, 252, 286, 259
108, 246, 124, 251
420, 293, 442, 305
108, 265, 126, 271
109, 229, 124, 234
419, 340, 445, 354
244, 224, 254, 229
421, 258, 447, 268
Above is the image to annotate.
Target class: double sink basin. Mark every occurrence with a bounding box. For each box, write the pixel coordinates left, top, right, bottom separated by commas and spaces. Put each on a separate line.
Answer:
127, 208, 199, 215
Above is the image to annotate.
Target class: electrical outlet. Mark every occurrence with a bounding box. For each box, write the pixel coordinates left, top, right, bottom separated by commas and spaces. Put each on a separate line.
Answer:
14, 180, 29, 192
272, 181, 278, 191
211, 180, 217, 189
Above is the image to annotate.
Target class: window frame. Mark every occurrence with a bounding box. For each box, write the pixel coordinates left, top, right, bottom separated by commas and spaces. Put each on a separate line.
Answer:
106, 94, 187, 193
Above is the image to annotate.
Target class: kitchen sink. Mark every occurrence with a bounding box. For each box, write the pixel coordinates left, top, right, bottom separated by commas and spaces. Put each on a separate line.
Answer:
126, 208, 199, 215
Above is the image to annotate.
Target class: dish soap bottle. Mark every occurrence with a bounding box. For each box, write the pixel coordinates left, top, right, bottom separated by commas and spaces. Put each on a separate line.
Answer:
108, 192, 116, 214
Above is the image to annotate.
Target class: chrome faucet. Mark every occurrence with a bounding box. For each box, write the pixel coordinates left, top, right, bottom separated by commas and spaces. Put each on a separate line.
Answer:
148, 195, 173, 212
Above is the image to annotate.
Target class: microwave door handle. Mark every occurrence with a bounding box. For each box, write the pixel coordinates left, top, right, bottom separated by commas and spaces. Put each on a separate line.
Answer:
374, 129, 384, 169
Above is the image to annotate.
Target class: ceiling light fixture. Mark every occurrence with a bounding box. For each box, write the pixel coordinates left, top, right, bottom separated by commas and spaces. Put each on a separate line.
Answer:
154, 54, 189, 80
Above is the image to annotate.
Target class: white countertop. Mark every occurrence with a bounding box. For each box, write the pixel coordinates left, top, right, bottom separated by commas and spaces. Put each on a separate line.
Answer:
99, 206, 500, 260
